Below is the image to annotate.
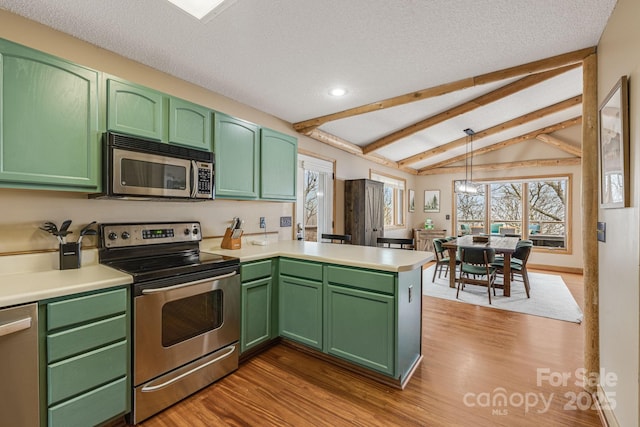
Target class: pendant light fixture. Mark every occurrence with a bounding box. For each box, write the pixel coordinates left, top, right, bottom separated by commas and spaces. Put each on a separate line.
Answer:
457, 128, 478, 193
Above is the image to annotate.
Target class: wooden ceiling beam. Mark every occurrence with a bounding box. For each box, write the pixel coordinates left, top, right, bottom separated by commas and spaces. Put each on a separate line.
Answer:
305, 128, 363, 155
361, 63, 580, 154
398, 95, 582, 167
536, 133, 582, 157
292, 47, 594, 133
418, 158, 581, 175
304, 129, 418, 175
418, 116, 583, 172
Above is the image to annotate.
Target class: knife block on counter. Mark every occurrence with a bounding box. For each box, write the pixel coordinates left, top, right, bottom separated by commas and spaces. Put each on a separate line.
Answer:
221, 227, 243, 250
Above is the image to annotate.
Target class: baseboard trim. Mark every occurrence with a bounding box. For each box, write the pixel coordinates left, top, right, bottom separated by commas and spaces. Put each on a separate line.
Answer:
528, 263, 583, 274
594, 384, 620, 427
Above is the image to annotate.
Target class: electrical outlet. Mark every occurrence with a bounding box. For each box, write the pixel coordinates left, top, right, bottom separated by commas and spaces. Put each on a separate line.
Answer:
280, 216, 292, 227
259, 217, 266, 229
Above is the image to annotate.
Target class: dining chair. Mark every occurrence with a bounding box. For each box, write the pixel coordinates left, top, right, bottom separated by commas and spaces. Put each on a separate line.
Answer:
321, 233, 352, 244
498, 226, 516, 236
470, 226, 484, 235
491, 239, 532, 297
431, 238, 459, 281
457, 247, 497, 304
377, 237, 414, 250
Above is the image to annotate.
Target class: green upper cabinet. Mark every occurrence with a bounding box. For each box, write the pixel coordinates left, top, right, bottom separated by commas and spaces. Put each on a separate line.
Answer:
0, 39, 100, 191
213, 115, 298, 201
260, 128, 297, 200
107, 77, 213, 151
168, 98, 212, 150
213, 113, 260, 199
107, 78, 164, 141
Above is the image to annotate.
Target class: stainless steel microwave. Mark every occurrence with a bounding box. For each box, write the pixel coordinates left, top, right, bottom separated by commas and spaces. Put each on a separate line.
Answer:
92, 132, 214, 201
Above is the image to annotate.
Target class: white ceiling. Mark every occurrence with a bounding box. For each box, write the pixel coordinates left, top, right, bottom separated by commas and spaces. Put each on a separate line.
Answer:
0, 0, 617, 171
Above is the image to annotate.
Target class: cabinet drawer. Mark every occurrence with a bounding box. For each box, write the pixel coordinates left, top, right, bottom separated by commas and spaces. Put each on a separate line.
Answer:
47, 314, 127, 363
241, 259, 272, 282
47, 288, 127, 331
48, 376, 128, 427
280, 258, 323, 281
48, 340, 127, 405
326, 266, 395, 295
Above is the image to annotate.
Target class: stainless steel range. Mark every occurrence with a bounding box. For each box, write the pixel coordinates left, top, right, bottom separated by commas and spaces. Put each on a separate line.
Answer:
98, 221, 240, 424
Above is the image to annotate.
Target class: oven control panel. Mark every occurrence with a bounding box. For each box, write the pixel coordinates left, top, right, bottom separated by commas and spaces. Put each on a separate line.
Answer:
100, 222, 201, 248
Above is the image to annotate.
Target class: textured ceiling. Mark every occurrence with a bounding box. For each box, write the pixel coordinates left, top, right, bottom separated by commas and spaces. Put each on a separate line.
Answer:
0, 0, 617, 172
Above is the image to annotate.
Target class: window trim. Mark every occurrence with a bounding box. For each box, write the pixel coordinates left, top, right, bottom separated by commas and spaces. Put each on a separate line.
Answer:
452, 174, 572, 254
370, 169, 406, 229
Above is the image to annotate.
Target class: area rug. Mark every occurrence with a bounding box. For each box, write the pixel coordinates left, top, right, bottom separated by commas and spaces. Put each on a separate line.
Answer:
423, 265, 583, 323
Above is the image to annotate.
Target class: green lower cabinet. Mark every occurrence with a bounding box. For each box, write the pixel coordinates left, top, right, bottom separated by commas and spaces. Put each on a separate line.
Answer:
279, 275, 323, 350
241, 277, 272, 353
40, 286, 130, 427
325, 285, 395, 375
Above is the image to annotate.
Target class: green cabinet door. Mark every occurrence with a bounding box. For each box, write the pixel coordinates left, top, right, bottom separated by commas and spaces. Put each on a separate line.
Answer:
168, 97, 212, 151
241, 276, 272, 353
0, 39, 99, 191
325, 284, 395, 375
213, 113, 260, 199
107, 78, 164, 141
260, 128, 297, 200
279, 275, 323, 350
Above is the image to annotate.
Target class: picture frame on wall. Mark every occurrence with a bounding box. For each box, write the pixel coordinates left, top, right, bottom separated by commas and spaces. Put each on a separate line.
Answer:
424, 190, 440, 213
408, 189, 415, 212
599, 75, 630, 208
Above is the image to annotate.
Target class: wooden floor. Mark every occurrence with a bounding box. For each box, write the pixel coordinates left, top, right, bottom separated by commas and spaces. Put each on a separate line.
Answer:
137, 266, 602, 427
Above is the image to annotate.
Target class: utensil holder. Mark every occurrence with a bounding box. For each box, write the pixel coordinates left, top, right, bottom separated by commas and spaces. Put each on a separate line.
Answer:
221, 228, 242, 250
59, 242, 81, 270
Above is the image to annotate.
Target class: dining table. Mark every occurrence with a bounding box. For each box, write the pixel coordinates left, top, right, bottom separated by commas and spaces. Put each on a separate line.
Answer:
442, 235, 520, 296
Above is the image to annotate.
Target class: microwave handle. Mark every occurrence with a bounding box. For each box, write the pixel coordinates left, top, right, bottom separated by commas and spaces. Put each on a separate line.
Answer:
190, 160, 198, 198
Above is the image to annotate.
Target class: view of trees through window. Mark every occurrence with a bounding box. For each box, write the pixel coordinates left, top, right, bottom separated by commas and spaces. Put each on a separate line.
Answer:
303, 170, 319, 240
371, 172, 405, 228
455, 177, 569, 248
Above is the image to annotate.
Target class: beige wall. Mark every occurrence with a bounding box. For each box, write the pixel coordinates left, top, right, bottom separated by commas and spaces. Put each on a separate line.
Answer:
597, 0, 640, 425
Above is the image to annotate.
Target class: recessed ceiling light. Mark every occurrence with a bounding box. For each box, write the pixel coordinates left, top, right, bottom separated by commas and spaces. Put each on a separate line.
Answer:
167, 0, 236, 21
329, 88, 347, 97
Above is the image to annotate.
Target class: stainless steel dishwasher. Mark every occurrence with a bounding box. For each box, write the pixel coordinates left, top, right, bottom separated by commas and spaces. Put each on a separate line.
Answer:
0, 303, 39, 427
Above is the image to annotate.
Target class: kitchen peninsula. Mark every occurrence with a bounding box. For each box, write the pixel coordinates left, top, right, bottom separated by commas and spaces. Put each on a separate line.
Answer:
205, 240, 433, 389
0, 241, 431, 426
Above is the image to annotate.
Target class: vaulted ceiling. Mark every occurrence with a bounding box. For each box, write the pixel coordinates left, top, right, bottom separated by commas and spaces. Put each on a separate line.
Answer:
0, 0, 618, 173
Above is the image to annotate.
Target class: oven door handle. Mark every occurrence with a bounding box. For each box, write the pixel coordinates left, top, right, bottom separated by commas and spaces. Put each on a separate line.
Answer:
140, 344, 236, 393
141, 271, 237, 294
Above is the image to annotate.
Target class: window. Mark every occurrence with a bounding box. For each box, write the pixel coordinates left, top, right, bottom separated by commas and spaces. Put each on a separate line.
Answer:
454, 176, 570, 250
455, 183, 485, 232
296, 154, 334, 242
371, 171, 405, 228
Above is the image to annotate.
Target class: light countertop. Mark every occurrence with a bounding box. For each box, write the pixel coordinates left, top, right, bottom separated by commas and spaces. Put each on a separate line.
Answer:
0, 250, 132, 308
203, 240, 434, 273
0, 241, 433, 309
